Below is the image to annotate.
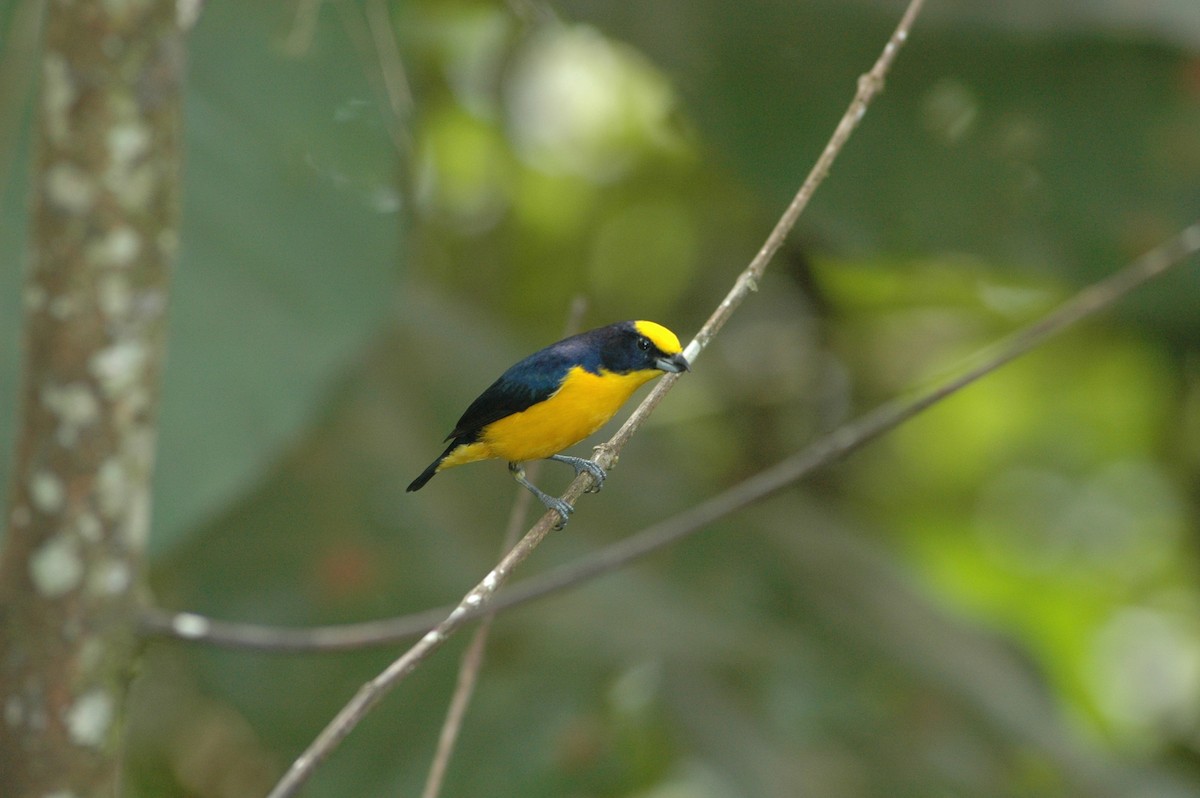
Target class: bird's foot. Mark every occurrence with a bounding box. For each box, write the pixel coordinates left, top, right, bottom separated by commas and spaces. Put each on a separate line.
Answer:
547, 454, 607, 493
541, 496, 574, 530
510, 462, 574, 528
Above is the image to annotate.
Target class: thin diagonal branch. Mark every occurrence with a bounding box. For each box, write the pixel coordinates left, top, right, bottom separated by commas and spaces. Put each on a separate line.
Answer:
264, 492, 563, 798
140, 221, 1200, 655
264, 4, 927, 795
678, 0, 924, 368
538, 0, 927, 516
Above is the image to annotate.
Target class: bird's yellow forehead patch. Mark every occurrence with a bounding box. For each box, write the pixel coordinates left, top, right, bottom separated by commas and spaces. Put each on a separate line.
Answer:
634, 320, 683, 355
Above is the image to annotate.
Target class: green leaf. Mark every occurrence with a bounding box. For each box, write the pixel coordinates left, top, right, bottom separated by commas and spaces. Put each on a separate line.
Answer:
150, 3, 399, 554
0, 1, 400, 555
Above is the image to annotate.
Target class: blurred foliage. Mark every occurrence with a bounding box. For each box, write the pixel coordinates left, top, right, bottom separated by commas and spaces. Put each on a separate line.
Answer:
564, 0, 1200, 315
2, 0, 1200, 796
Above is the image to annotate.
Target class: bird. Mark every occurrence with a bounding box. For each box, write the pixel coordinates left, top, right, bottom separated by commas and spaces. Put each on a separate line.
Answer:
407, 320, 690, 525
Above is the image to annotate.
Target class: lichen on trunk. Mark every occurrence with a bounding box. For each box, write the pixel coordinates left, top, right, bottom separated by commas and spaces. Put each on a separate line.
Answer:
0, 2, 189, 795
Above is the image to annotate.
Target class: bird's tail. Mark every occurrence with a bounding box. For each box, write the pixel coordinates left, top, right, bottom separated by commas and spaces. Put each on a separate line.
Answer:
406, 441, 456, 492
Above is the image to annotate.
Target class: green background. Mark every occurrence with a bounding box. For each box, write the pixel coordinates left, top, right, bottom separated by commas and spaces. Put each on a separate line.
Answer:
2, 0, 1199, 795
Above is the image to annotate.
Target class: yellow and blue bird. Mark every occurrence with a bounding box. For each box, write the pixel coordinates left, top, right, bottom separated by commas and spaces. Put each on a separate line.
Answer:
407, 320, 689, 524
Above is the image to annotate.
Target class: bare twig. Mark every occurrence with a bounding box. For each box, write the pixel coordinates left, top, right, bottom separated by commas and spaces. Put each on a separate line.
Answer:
265, 495, 562, 798
140, 604, 444, 652
420, 297, 587, 798
566, 0, 926, 496
141, 221, 1200, 655
678, 0, 924, 368
263, 4, 927, 795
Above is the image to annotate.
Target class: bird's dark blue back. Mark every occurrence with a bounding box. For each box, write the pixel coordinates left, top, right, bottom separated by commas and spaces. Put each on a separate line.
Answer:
445, 327, 613, 442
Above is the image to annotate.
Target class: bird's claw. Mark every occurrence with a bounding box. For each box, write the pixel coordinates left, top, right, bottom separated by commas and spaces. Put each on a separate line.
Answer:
546, 497, 574, 529
575, 460, 605, 493
548, 454, 607, 493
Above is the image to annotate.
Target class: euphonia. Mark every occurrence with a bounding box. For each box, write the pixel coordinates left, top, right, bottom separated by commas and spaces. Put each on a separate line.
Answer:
407, 320, 690, 524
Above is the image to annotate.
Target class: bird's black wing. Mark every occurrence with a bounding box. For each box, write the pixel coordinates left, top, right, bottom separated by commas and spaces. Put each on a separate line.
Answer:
444, 344, 583, 443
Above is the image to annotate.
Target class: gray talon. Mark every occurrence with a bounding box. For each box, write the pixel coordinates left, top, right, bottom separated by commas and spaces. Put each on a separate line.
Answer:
547, 498, 574, 529
547, 454, 607, 493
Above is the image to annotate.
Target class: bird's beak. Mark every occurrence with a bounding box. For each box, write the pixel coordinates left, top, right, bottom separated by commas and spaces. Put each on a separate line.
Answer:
656, 352, 691, 373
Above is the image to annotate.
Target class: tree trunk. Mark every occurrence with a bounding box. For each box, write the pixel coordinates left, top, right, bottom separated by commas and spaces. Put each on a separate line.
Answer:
0, 1, 188, 794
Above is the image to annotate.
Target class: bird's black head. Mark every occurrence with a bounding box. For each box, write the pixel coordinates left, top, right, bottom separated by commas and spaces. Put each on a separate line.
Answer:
595, 320, 690, 375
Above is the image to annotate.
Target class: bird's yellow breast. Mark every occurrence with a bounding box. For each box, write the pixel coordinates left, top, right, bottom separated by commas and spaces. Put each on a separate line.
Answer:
439, 366, 661, 469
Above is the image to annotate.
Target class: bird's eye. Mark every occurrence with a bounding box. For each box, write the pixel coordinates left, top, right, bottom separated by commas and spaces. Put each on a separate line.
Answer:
637, 336, 652, 352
